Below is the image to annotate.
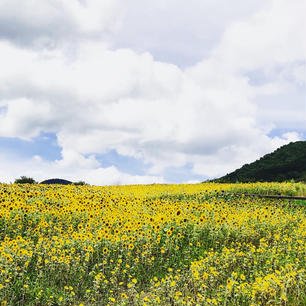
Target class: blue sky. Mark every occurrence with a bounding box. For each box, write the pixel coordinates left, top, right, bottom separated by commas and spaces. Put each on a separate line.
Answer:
0, 0, 305, 185
0, 133, 61, 161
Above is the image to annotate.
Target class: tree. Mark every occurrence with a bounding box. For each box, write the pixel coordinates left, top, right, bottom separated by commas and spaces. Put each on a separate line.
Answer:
73, 181, 87, 186
14, 176, 37, 184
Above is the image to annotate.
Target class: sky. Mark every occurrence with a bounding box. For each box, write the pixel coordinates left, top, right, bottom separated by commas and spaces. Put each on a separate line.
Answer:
0, 0, 305, 185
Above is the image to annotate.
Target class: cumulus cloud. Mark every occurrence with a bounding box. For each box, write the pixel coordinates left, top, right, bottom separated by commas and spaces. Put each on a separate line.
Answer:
0, 152, 163, 185
111, 0, 264, 66
191, 132, 301, 178
0, 0, 121, 47
212, 0, 306, 72
0, 0, 304, 183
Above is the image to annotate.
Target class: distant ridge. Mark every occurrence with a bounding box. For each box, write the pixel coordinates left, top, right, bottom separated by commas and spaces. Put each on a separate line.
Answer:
41, 178, 72, 185
213, 141, 306, 183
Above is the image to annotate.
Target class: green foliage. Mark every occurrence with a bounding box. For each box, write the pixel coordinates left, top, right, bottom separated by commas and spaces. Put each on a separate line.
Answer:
228, 182, 306, 197
14, 176, 37, 184
73, 181, 87, 186
214, 141, 306, 183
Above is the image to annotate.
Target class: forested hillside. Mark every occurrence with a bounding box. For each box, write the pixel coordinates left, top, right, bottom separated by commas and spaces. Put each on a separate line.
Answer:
214, 141, 306, 182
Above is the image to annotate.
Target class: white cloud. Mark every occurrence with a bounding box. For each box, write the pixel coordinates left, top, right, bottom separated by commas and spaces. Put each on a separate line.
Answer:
0, 0, 304, 183
0, 0, 121, 47
111, 0, 264, 66
0, 98, 52, 139
211, 0, 306, 72
191, 132, 302, 178
0, 152, 163, 185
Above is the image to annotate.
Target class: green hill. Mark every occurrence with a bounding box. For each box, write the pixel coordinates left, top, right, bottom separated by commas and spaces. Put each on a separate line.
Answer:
214, 141, 306, 183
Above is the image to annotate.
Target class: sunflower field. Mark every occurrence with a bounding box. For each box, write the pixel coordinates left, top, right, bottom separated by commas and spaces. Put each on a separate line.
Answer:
0, 182, 305, 306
